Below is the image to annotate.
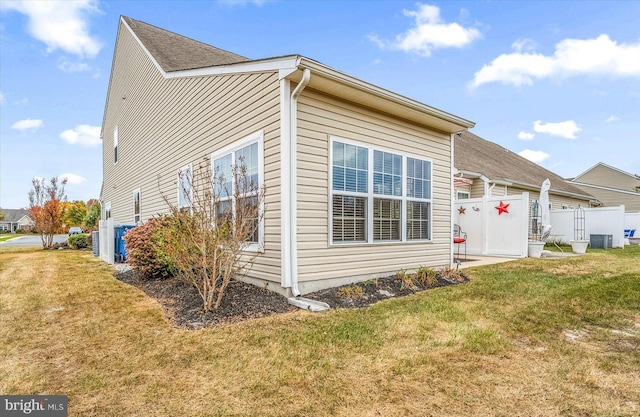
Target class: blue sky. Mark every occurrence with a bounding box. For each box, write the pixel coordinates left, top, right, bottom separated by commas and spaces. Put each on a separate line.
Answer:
1, 0, 639, 209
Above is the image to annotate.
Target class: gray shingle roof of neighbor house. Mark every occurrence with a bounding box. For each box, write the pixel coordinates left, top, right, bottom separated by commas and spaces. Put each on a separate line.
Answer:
0, 209, 29, 222
122, 16, 251, 72
455, 130, 594, 198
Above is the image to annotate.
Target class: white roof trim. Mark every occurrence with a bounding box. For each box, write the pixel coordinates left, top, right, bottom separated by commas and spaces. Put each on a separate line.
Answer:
568, 180, 640, 196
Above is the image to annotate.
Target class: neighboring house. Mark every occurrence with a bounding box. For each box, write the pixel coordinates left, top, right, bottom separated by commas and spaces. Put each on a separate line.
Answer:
454, 131, 596, 209
567, 162, 640, 212
100, 16, 474, 297
0, 209, 33, 232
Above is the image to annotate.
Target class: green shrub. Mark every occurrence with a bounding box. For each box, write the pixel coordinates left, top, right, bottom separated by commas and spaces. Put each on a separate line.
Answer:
68, 234, 88, 249
124, 216, 175, 280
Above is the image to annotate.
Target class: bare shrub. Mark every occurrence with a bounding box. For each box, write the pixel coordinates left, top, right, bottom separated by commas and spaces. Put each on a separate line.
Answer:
161, 157, 264, 312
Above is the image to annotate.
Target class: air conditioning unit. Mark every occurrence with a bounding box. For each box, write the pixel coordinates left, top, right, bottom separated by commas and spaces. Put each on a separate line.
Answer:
590, 234, 612, 249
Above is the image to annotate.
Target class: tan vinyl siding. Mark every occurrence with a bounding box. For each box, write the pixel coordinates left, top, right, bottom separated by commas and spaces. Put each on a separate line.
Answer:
102, 24, 282, 284
469, 179, 485, 198
295, 89, 453, 285
571, 184, 640, 211
575, 164, 640, 192
509, 187, 590, 210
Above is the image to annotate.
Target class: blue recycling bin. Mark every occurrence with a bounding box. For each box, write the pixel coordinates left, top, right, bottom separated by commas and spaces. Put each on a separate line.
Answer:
114, 224, 136, 263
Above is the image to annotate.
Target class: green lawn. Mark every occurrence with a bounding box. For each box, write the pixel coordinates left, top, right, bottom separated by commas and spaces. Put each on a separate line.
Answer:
1, 246, 639, 416
0, 235, 19, 242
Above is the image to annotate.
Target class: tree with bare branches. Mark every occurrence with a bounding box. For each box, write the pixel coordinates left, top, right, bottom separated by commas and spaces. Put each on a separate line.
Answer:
28, 177, 68, 248
160, 157, 264, 312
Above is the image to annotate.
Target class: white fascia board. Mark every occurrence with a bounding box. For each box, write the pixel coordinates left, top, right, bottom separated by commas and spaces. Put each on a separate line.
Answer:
165, 57, 300, 79
568, 181, 640, 196
296, 57, 475, 131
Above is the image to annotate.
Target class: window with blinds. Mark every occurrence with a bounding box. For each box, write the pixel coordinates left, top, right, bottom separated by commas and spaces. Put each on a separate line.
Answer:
332, 195, 367, 242
330, 138, 432, 244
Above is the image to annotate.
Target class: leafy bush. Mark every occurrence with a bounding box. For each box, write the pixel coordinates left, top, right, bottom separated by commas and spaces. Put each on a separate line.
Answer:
124, 216, 175, 280
68, 233, 89, 249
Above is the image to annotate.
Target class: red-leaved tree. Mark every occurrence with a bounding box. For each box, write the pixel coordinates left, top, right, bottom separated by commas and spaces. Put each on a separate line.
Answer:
28, 177, 67, 248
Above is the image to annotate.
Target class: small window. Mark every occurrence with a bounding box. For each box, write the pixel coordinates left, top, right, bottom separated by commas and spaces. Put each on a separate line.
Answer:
457, 191, 470, 200
177, 165, 192, 210
104, 201, 112, 220
133, 189, 141, 224
114, 126, 118, 164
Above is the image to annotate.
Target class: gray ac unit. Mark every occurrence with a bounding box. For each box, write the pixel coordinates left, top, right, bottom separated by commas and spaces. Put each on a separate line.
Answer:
590, 234, 612, 249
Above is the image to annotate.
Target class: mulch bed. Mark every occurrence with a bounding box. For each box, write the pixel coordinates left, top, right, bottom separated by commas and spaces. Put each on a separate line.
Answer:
115, 268, 468, 329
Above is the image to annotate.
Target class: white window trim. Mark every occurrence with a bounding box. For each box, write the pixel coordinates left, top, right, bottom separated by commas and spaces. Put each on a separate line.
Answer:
133, 188, 141, 224
177, 163, 193, 212
114, 126, 119, 165
211, 130, 265, 252
329, 136, 433, 245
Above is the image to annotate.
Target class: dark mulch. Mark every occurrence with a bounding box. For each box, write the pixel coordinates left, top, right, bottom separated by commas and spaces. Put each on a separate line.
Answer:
304, 273, 468, 308
115, 268, 468, 329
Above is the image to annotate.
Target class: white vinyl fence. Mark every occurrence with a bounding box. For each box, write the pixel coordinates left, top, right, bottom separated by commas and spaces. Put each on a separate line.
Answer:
550, 205, 626, 248
454, 193, 530, 258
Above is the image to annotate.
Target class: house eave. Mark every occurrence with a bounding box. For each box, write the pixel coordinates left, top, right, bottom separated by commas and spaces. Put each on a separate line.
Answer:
290, 58, 475, 134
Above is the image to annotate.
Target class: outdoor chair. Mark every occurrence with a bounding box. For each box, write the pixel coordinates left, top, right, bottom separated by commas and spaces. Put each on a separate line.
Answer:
453, 224, 467, 261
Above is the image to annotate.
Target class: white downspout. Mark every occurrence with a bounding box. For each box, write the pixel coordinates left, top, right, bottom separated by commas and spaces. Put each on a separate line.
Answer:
289, 68, 311, 297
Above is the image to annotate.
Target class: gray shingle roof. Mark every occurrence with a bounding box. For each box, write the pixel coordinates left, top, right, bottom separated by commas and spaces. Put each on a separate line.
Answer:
0, 209, 29, 222
122, 16, 250, 72
455, 130, 592, 197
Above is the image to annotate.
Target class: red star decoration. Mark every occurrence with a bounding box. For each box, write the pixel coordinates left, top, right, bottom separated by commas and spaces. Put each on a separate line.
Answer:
495, 201, 510, 215
458, 206, 466, 214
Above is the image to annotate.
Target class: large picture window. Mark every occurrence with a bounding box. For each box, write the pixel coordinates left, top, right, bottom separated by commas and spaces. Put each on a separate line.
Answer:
330, 137, 432, 244
212, 131, 263, 246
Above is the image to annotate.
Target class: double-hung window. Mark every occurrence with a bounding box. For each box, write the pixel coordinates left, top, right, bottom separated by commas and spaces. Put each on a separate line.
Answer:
212, 131, 263, 247
330, 137, 432, 244
177, 164, 192, 211
406, 157, 431, 240
133, 188, 141, 224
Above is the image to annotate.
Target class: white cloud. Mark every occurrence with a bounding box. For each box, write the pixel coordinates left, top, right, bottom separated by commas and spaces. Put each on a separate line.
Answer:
58, 173, 86, 185
518, 131, 535, 140
606, 115, 620, 123
512, 38, 537, 53
58, 58, 91, 73
470, 34, 640, 89
3, 0, 102, 58
369, 3, 482, 57
0, 91, 4, 105
533, 120, 581, 139
519, 149, 550, 164
11, 118, 43, 131
60, 124, 101, 147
